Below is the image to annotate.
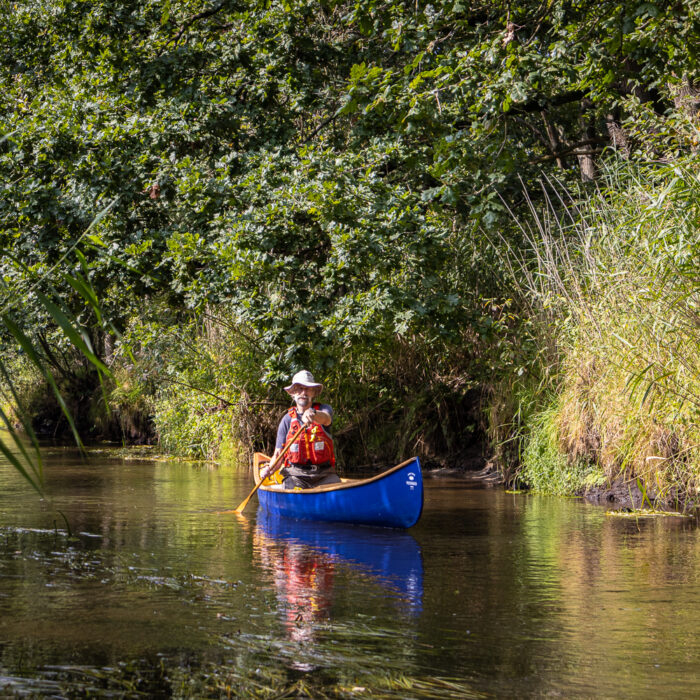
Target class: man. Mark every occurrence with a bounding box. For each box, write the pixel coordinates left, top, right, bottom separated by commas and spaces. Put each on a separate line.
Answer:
266, 370, 341, 489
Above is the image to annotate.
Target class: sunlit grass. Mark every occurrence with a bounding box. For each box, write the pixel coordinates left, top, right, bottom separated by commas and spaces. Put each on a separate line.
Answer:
605, 509, 692, 519
501, 146, 700, 507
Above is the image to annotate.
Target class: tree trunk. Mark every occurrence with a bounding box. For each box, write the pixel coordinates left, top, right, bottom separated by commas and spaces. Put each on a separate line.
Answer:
577, 99, 597, 182
541, 111, 567, 169
605, 112, 629, 157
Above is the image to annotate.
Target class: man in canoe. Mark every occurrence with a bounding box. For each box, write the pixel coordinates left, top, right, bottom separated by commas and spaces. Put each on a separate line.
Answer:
265, 370, 341, 489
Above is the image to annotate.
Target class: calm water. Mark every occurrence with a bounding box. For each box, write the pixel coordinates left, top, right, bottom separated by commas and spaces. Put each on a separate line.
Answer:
1, 446, 700, 698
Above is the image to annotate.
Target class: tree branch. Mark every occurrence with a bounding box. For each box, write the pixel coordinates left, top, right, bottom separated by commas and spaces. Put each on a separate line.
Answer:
303, 112, 338, 143
158, 2, 227, 57
528, 138, 608, 164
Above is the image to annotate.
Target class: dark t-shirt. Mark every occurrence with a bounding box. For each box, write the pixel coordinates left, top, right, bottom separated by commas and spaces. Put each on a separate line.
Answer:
275, 404, 333, 450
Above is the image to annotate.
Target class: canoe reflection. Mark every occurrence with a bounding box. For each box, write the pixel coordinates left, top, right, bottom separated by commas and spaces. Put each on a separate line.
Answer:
254, 509, 423, 644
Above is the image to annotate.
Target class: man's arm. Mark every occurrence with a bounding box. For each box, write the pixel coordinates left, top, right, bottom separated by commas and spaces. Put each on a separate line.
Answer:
271, 415, 291, 463
302, 405, 332, 426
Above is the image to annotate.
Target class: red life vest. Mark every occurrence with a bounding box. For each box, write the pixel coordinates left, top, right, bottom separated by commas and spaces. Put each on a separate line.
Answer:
284, 404, 336, 468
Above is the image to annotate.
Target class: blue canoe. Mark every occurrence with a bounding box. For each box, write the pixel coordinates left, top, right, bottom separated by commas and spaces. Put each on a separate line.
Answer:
253, 454, 423, 529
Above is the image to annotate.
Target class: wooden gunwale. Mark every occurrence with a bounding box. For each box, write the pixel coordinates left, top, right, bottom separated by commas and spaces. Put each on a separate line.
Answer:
253, 455, 419, 493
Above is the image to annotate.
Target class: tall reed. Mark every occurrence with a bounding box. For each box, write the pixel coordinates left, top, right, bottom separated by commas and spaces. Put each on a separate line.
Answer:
504, 154, 700, 504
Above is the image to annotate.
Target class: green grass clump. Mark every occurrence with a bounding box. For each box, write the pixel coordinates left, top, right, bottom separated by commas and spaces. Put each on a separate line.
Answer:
505, 147, 700, 507
521, 402, 605, 496
605, 509, 692, 519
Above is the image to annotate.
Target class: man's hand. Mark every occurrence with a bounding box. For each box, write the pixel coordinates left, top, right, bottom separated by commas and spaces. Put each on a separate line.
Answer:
260, 462, 274, 480
302, 407, 317, 425
302, 406, 332, 425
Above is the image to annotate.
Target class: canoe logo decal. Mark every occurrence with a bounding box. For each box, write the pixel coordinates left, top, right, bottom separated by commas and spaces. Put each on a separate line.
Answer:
406, 472, 417, 490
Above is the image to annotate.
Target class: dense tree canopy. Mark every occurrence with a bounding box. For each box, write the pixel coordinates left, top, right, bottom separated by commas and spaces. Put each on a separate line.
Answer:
0, 0, 697, 409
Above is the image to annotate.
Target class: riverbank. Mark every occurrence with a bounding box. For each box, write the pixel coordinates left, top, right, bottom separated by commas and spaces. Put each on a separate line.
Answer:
491, 156, 700, 512
4, 157, 699, 514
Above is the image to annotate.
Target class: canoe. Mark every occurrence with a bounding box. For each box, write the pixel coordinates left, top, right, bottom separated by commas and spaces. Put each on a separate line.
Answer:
252, 453, 423, 529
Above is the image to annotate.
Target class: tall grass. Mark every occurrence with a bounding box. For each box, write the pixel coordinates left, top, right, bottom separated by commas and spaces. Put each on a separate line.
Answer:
504, 154, 700, 505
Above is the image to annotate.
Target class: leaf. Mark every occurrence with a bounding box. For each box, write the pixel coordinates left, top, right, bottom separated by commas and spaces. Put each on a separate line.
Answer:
36, 293, 109, 374
0, 431, 43, 497
63, 272, 102, 325
0, 359, 44, 494
86, 234, 107, 248
350, 62, 367, 82
636, 3, 659, 18
2, 315, 84, 450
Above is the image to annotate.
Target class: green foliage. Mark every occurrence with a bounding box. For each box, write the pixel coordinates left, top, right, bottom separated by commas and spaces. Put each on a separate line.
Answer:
112, 302, 277, 459
103, 366, 155, 444
0, 245, 113, 492
0, 0, 697, 475
520, 402, 605, 496
2, 0, 696, 377
505, 143, 700, 503
153, 385, 231, 461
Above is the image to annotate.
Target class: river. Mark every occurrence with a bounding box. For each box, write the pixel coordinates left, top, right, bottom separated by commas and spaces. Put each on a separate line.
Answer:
1, 446, 699, 698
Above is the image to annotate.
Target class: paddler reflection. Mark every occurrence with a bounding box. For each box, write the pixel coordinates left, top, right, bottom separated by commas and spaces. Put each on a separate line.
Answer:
253, 509, 424, 647
260, 537, 335, 644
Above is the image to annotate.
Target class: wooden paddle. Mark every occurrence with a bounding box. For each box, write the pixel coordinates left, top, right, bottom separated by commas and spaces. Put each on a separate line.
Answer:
232, 421, 307, 514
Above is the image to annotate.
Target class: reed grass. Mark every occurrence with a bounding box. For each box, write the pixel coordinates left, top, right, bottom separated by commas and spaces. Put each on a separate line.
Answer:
504, 150, 700, 506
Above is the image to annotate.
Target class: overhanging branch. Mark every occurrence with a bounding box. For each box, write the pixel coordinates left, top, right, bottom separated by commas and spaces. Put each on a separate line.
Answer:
157, 2, 227, 56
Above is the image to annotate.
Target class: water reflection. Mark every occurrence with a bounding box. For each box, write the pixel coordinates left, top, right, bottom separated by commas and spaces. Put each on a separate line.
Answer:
255, 532, 335, 650
253, 509, 424, 654
4, 448, 700, 697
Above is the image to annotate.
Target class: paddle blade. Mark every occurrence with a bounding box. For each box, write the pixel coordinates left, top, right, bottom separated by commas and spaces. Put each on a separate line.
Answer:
232, 488, 256, 514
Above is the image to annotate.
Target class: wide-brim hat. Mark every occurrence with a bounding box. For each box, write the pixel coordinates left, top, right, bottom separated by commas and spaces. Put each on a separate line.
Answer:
284, 370, 323, 394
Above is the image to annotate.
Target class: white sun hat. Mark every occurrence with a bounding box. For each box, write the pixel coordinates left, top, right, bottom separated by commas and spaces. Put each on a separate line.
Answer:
284, 370, 323, 394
